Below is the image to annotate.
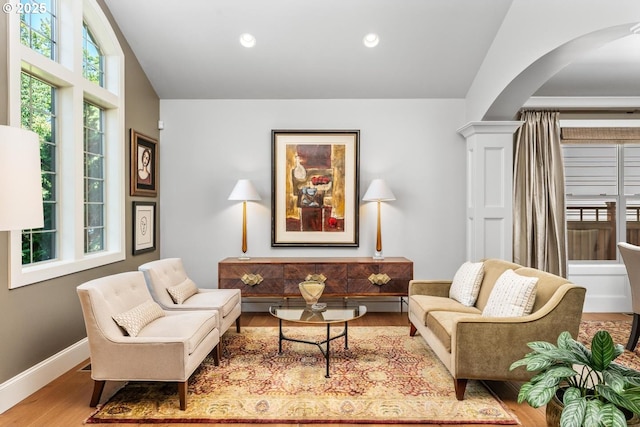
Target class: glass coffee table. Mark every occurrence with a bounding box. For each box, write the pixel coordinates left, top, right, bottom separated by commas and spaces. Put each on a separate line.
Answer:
269, 304, 367, 377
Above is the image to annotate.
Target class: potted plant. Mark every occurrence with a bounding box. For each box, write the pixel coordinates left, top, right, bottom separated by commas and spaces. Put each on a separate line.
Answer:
510, 330, 640, 427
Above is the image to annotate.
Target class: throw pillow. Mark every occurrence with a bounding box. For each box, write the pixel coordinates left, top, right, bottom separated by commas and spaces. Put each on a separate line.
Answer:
482, 269, 538, 317
167, 279, 199, 304
449, 261, 485, 307
113, 300, 165, 337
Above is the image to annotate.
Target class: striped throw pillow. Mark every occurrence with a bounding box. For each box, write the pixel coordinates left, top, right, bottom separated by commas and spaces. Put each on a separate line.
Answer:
482, 269, 538, 317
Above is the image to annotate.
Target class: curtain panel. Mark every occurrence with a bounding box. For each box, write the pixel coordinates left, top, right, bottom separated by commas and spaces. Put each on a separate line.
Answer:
513, 110, 567, 277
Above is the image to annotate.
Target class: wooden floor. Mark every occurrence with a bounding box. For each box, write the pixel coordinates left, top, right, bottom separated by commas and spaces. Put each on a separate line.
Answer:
1, 312, 632, 427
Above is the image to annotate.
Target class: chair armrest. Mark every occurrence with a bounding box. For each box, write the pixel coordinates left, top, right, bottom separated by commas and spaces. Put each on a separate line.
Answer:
450, 285, 586, 381
408, 280, 452, 298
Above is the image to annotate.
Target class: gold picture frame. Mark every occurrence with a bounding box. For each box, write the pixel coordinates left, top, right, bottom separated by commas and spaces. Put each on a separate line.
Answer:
271, 129, 360, 247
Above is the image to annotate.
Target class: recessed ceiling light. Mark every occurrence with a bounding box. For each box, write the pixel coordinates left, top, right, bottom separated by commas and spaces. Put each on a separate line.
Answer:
240, 33, 256, 48
363, 33, 379, 48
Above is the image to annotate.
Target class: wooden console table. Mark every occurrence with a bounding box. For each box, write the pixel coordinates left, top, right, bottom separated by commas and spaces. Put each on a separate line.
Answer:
218, 257, 413, 299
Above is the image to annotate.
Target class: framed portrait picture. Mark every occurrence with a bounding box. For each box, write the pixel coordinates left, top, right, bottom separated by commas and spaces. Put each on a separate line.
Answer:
132, 201, 156, 255
130, 129, 158, 197
271, 129, 360, 247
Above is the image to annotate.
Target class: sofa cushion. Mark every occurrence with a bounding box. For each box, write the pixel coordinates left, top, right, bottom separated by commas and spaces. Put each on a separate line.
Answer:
181, 288, 241, 317
482, 269, 538, 317
449, 261, 484, 306
167, 278, 199, 304
410, 295, 481, 326
427, 311, 483, 353
112, 300, 165, 337
139, 310, 219, 355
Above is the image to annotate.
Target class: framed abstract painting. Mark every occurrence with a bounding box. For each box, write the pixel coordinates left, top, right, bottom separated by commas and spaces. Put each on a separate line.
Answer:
271, 129, 360, 247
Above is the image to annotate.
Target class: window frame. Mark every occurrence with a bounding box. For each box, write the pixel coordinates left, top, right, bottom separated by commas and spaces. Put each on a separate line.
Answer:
7, 0, 125, 288
561, 119, 640, 266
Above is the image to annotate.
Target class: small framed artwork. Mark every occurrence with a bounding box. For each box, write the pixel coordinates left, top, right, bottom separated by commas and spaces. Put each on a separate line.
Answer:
132, 201, 156, 255
130, 129, 158, 197
272, 129, 360, 247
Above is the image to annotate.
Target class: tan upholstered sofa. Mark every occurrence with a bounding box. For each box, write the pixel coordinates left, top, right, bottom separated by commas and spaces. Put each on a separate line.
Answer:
408, 258, 586, 400
77, 271, 220, 410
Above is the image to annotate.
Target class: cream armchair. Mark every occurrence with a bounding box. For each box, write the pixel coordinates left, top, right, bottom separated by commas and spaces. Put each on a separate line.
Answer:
138, 258, 242, 349
76, 271, 220, 410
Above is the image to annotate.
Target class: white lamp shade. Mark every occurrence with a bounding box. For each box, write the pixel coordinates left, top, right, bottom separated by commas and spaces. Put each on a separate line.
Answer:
0, 126, 44, 231
228, 179, 261, 201
362, 179, 396, 202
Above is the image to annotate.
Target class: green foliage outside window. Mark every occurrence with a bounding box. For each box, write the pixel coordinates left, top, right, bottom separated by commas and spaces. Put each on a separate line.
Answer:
20, 0, 56, 60
83, 22, 104, 86
83, 102, 105, 254
21, 72, 57, 264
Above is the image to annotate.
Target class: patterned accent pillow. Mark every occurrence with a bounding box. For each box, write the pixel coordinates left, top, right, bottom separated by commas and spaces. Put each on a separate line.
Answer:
482, 269, 538, 317
113, 300, 165, 337
166, 279, 199, 304
449, 261, 485, 306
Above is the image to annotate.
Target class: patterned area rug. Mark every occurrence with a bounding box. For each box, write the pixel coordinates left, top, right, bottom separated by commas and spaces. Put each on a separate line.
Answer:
86, 326, 519, 424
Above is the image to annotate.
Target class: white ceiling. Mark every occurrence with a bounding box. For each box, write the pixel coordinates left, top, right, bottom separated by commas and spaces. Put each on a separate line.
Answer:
103, 0, 640, 100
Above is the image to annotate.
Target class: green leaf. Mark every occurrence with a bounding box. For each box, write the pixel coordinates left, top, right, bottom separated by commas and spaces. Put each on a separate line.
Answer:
597, 403, 627, 427
591, 331, 615, 371
528, 341, 558, 352
517, 382, 533, 404
525, 381, 557, 408
566, 338, 592, 365
603, 370, 625, 394
546, 366, 579, 381
563, 387, 582, 404
616, 389, 640, 415
558, 331, 574, 350
522, 353, 556, 372
609, 363, 640, 387
560, 397, 587, 427
584, 400, 603, 427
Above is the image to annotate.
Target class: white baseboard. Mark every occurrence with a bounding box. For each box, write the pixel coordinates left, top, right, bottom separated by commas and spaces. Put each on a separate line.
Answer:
0, 338, 90, 414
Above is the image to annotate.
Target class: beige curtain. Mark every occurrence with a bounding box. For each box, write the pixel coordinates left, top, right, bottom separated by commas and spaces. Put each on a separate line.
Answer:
513, 110, 566, 277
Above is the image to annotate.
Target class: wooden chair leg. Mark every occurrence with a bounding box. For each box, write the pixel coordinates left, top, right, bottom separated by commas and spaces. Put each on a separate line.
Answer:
178, 381, 187, 410
214, 344, 220, 366
454, 378, 468, 401
236, 316, 241, 333
409, 322, 417, 336
90, 380, 106, 407
627, 313, 640, 351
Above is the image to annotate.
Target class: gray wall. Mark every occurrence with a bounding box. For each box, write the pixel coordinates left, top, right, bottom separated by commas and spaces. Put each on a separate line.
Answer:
159, 99, 468, 287
0, 0, 160, 383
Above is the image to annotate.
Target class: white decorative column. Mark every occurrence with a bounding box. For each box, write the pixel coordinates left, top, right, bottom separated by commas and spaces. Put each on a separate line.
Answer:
457, 121, 523, 261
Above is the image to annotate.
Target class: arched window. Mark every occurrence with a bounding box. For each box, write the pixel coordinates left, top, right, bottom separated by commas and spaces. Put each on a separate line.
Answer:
8, 0, 125, 288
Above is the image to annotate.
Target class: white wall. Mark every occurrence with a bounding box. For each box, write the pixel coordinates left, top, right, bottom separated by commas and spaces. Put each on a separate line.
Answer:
158, 99, 468, 289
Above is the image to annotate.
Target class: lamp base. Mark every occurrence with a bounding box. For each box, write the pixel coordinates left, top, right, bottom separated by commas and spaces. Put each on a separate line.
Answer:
373, 251, 384, 260
238, 254, 251, 260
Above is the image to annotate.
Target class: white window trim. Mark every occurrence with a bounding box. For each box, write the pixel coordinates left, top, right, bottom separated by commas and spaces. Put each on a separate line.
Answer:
7, 0, 125, 288
561, 119, 640, 272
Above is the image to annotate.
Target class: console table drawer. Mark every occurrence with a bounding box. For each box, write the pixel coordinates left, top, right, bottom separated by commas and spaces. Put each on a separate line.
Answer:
284, 263, 348, 294
348, 263, 412, 294
219, 264, 284, 295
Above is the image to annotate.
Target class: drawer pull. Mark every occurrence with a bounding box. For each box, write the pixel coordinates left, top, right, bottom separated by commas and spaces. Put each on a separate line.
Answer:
368, 273, 391, 286
305, 273, 327, 283
241, 273, 263, 286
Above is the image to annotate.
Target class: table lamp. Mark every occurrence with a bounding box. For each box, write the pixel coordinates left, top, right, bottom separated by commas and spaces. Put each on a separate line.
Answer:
362, 179, 395, 260
0, 125, 44, 231
228, 179, 261, 260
